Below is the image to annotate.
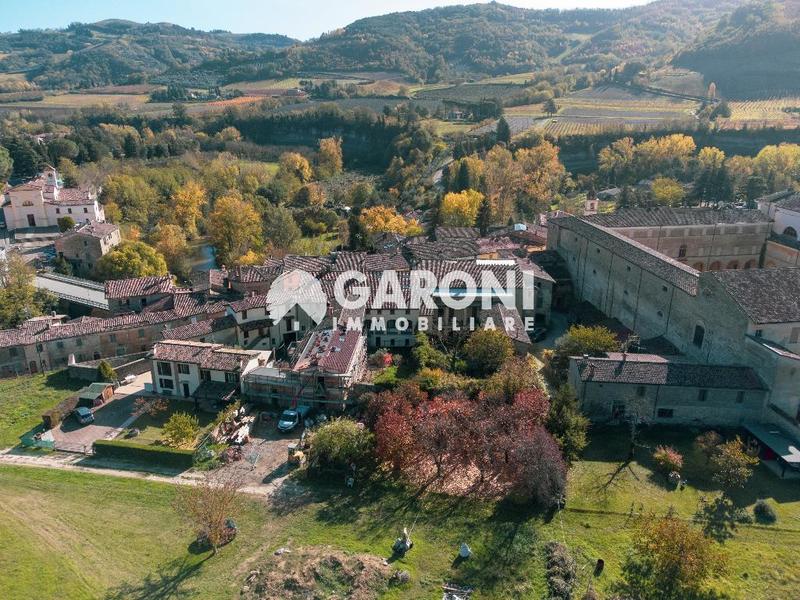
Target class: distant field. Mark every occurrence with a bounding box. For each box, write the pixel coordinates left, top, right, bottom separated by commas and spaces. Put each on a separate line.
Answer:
426, 118, 478, 136
223, 77, 304, 91
476, 73, 534, 85
82, 84, 163, 95
415, 82, 527, 103
719, 97, 800, 130
645, 67, 707, 97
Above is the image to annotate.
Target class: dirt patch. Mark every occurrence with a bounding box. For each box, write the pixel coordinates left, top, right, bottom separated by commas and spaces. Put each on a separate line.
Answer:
241, 546, 393, 600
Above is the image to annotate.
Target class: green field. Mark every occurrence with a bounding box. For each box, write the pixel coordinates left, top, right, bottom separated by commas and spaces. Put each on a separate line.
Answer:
0, 371, 83, 447
1, 424, 799, 598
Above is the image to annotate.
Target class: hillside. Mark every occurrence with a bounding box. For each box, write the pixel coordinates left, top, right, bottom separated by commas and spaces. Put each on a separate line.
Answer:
284, 0, 746, 81
674, 1, 800, 98
0, 20, 296, 89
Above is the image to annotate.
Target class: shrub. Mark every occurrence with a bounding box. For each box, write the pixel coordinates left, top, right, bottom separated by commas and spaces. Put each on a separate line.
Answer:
307, 418, 374, 472
57, 216, 75, 232
368, 348, 390, 368
653, 445, 683, 474
463, 328, 513, 376
373, 365, 399, 389
93, 439, 195, 469
163, 412, 200, 448
753, 499, 777, 524
544, 541, 576, 600
97, 360, 118, 382
411, 332, 448, 370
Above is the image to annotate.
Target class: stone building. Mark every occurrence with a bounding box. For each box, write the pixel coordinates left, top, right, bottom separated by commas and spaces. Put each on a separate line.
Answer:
757, 190, 800, 268
548, 213, 800, 449
104, 275, 175, 313
54, 221, 121, 276
583, 208, 770, 271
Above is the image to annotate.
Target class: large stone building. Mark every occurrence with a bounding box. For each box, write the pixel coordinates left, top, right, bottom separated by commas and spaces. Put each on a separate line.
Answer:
1, 167, 105, 231
54, 221, 121, 277
757, 190, 800, 268
583, 208, 770, 271
548, 212, 800, 468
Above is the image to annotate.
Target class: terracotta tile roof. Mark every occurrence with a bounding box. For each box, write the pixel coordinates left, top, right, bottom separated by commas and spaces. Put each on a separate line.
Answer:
584, 208, 769, 228
362, 252, 409, 271
574, 353, 766, 390
708, 268, 800, 324
551, 215, 699, 295
406, 239, 479, 262
486, 304, 531, 345
418, 259, 525, 287
775, 193, 800, 213
162, 316, 237, 341
50, 187, 96, 205
152, 340, 263, 371
60, 221, 118, 240
293, 328, 363, 374
104, 275, 174, 299
436, 226, 480, 240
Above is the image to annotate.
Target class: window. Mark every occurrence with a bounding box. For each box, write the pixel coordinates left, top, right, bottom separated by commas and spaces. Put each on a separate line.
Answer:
636, 386, 646, 397
678, 244, 687, 258
662, 285, 668, 292
109, 334, 116, 343
241, 310, 248, 320
243, 329, 250, 339
693, 325, 705, 348
159, 378, 174, 390
698, 389, 708, 402
791, 327, 800, 344
138, 329, 145, 338
783, 226, 798, 240
657, 408, 674, 418
9, 347, 18, 357
68, 208, 72, 214
83, 207, 88, 213
56, 341, 64, 349
225, 372, 240, 384
36, 344, 43, 353
55, 208, 61, 214
736, 391, 744, 404
157, 362, 172, 376
75, 338, 82, 347
200, 370, 211, 381
755, 329, 763, 338
177, 363, 190, 375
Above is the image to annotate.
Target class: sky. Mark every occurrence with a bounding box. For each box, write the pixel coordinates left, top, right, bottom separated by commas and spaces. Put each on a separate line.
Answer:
3, 0, 650, 41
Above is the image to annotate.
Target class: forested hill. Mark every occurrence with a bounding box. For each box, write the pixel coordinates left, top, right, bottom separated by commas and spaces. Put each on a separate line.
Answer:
673, 1, 800, 99
286, 0, 746, 81
0, 20, 296, 89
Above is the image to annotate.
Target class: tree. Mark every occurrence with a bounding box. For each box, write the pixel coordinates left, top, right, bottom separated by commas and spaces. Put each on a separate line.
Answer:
5, 136, 43, 179
316, 137, 343, 179
294, 182, 326, 208
546, 385, 589, 464
483, 145, 519, 224
694, 430, 723, 464
97, 360, 118, 382
0, 254, 57, 328
47, 138, 79, 164
710, 436, 759, 491
544, 98, 558, 117
261, 202, 301, 252
412, 332, 449, 370
307, 418, 374, 472
515, 141, 566, 218
101, 174, 158, 228
651, 177, 685, 206
207, 195, 263, 266
94, 241, 168, 280
546, 325, 619, 384
463, 328, 513, 376
0, 146, 12, 184
439, 189, 484, 227
598, 137, 636, 185
476, 196, 492, 235
216, 126, 242, 142
496, 117, 511, 144
278, 152, 313, 183
57, 216, 75, 232
360, 206, 422, 236
483, 355, 544, 402
653, 445, 683, 474
172, 181, 206, 239
163, 412, 200, 448
174, 473, 242, 553
151, 224, 189, 277
619, 512, 727, 600
452, 156, 484, 193
506, 426, 566, 507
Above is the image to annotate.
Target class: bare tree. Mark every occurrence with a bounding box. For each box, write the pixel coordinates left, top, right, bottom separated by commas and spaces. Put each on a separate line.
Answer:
174, 472, 243, 553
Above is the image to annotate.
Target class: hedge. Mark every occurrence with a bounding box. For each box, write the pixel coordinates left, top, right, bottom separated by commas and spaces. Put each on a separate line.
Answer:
93, 439, 195, 469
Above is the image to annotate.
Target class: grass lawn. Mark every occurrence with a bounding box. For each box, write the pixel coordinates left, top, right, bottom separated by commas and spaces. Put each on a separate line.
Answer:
125, 405, 216, 447
0, 370, 84, 447
1, 426, 798, 598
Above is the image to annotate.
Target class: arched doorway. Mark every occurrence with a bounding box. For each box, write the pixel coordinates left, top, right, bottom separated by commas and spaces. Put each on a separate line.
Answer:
783, 226, 798, 240
693, 262, 704, 272
727, 260, 739, 270
709, 261, 722, 271
744, 260, 756, 269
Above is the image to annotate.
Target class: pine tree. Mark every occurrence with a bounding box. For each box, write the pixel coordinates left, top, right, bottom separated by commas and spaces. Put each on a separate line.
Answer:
477, 197, 492, 236
496, 117, 511, 144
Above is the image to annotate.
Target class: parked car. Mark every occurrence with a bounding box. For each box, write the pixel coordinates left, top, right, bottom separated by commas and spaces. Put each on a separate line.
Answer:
73, 406, 95, 425
277, 405, 314, 433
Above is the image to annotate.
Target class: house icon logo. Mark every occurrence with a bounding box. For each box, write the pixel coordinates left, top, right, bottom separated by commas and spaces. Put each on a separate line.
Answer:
266, 269, 327, 324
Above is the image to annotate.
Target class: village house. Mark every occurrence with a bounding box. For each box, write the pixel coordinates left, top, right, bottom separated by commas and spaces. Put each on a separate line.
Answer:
104, 275, 175, 313
1, 167, 105, 231
757, 190, 800, 268
54, 221, 121, 276
150, 340, 270, 400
